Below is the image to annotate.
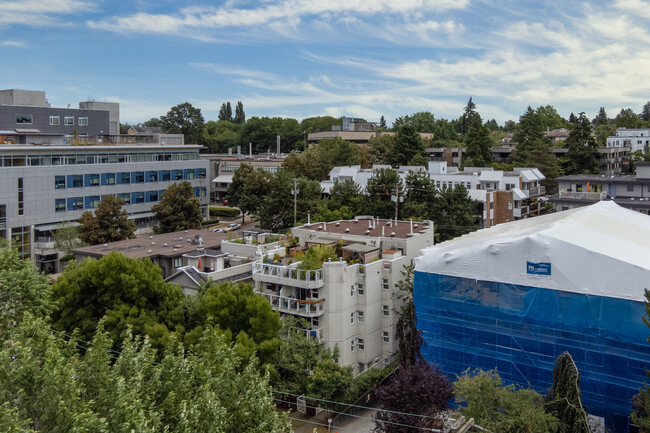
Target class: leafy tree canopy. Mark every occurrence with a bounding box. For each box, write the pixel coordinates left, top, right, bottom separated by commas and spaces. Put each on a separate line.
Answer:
535, 105, 568, 131
545, 352, 590, 433
394, 124, 426, 166
563, 113, 600, 175
234, 101, 246, 124
77, 195, 135, 245
152, 181, 203, 234
616, 107, 641, 128
227, 164, 272, 223
464, 116, 492, 167
202, 120, 243, 153
160, 102, 205, 145
392, 111, 436, 133
364, 168, 403, 219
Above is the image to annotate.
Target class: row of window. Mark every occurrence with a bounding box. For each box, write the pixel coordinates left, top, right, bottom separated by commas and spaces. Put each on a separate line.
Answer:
0, 151, 200, 167
350, 332, 390, 353
15, 113, 88, 126
55, 188, 207, 212
351, 280, 389, 297
54, 169, 206, 189
350, 306, 390, 325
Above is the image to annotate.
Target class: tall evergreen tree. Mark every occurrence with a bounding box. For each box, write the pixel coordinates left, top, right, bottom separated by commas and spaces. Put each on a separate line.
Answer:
592, 107, 609, 126
545, 352, 590, 433
514, 106, 544, 162
640, 102, 650, 123
393, 124, 425, 166
464, 116, 492, 167
234, 101, 246, 124
461, 97, 477, 135
525, 138, 561, 194
563, 113, 599, 175
225, 102, 232, 122
379, 115, 387, 129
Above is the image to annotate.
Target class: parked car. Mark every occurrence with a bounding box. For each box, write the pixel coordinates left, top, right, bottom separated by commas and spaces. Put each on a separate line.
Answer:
222, 223, 241, 232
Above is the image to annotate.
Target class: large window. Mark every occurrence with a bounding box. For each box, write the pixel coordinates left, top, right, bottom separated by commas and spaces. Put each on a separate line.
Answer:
87, 196, 100, 208
134, 172, 145, 183
118, 193, 131, 205
16, 113, 32, 124
70, 197, 83, 210
64, 116, 74, 126
160, 170, 171, 181
173, 170, 183, 180
118, 172, 130, 184
55, 176, 66, 189
49, 116, 60, 126
146, 191, 159, 202
55, 199, 65, 212
174, 257, 183, 268
104, 173, 116, 185
70, 175, 83, 188
78, 117, 88, 126
132, 192, 145, 204
147, 171, 158, 182
196, 168, 206, 179
87, 174, 100, 186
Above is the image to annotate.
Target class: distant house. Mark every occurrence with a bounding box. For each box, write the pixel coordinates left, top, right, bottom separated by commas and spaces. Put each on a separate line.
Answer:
127, 125, 164, 135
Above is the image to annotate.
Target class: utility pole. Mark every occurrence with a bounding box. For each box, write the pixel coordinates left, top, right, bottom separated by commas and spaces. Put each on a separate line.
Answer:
292, 178, 298, 227
394, 182, 399, 221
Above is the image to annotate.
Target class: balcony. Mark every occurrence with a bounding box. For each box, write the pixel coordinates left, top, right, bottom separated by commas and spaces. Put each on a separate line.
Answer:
252, 262, 324, 289
559, 191, 607, 201
528, 186, 546, 197
255, 291, 325, 317
513, 206, 529, 218
34, 236, 56, 250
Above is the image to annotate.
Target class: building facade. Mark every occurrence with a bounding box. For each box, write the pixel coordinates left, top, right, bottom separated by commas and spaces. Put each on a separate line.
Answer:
252, 217, 434, 374
607, 128, 650, 153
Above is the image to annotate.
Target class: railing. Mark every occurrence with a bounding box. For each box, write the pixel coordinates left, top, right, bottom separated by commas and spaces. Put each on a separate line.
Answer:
34, 237, 56, 248
255, 291, 325, 317
252, 262, 324, 289
513, 206, 529, 218
559, 191, 607, 200
528, 186, 546, 197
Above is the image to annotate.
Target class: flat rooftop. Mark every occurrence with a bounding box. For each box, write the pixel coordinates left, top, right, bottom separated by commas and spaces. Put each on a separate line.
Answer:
293, 218, 430, 239
73, 229, 226, 259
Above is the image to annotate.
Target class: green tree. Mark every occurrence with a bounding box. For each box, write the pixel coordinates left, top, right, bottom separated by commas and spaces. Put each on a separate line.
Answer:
454, 369, 559, 433
202, 120, 242, 153
392, 111, 436, 133
242, 116, 301, 153
524, 138, 561, 194
545, 352, 590, 433
592, 107, 609, 126
54, 222, 85, 257
227, 164, 272, 223
307, 359, 353, 416
77, 195, 135, 245
616, 107, 640, 128
0, 315, 291, 433
393, 263, 424, 366
299, 116, 341, 134
464, 116, 492, 167
514, 106, 545, 162
432, 185, 479, 242
535, 105, 568, 131
330, 178, 363, 211
595, 124, 617, 147
51, 251, 186, 346
432, 118, 459, 145
563, 113, 600, 175
234, 101, 246, 124
364, 168, 403, 219
0, 246, 52, 333
282, 138, 360, 180
401, 170, 436, 221
393, 124, 426, 166
143, 117, 162, 128
367, 134, 397, 166
632, 289, 650, 431
379, 115, 387, 129
461, 96, 478, 135
152, 181, 203, 234
641, 102, 650, 123
160, 102, 205, 145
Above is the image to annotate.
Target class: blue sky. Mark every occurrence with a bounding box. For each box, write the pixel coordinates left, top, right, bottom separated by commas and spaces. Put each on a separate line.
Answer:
2, 0, 649, 126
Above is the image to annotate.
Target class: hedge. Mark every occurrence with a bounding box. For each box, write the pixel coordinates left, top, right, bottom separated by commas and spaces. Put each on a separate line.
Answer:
209, 207, 241, 218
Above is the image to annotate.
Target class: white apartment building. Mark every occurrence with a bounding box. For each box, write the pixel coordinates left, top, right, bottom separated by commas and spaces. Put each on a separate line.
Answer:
252, 217, 434, 374
607, 128, 650, 152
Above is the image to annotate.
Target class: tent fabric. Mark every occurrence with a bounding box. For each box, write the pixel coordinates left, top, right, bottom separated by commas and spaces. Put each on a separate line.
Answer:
415, 201, 650, 302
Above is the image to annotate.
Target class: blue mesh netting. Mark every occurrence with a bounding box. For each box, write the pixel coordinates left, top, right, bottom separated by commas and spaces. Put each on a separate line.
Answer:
414, 271, 650, 433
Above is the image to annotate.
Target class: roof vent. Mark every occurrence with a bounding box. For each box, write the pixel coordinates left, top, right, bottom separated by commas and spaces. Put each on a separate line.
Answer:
103, 243, 108, 247
149, 236, 153, 239
317, 225, 323, 230
173, 248, 178, 252
414, 224, 418, 228
148, 249, 152, 253
335, 222, 340, 226
151, 242, 155, 245
354, 219, 358, 223
187, 239, 191, 243
365, 230, 370, 235
163, 243, 168, 247
345, 228, 350, 232
390, 232, 396, 237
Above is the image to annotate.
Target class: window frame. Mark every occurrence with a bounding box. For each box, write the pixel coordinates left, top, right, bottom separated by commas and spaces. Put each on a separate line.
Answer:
49, 116, 60, 126
64, 116, 74, 126
78, 116, 89, 126
16, 113, 33, 124
382, 331, 390, 343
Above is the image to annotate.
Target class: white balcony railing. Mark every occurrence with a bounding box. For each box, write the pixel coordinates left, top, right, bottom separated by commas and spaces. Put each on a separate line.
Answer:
252, 262, 324, 289
559, 191, 607, 201
255, 291, 325, 317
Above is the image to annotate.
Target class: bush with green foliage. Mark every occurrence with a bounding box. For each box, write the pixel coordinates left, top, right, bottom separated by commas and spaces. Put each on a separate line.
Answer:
209, 206, 241, 218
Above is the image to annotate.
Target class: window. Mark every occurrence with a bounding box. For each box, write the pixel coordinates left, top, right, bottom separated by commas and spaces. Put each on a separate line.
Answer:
71, 197, 83, 210
133, 192, 145, 204
104, 173, 116, 185
350, 312, 355, 324
55, 199, 66, 212
64, 116, 74, 126
55, 176, 66, 189
311, 289, 319, 299
134, 172, 145, 183
627, 184, 634, 192
49, 116, 60, 126
147, 171, 158, 182
350, 285, 355, 297
357, 310, 364, 323
357, 283, 364, 295
16, 113, 32, 124
184, 169, 195, 180
358, 338, 364, 350
173, 170, 183, 180
17, 178, 23, 216
174, 257, 183, 268
382, 278, 389, 290
197, 168, 206, 179
88, 174, 100, 186
119, 172, 130, 184
312, 317, 319, 327
146, 191, 159, 202
160, 170, 171, 181
71, 175, 83, 187
382, 305, 390, 316
350, 340, 355, 352
87, 196, 100, 208
118, 193, 130, 205
78, 117, 88, 126
382, 331, 390, 343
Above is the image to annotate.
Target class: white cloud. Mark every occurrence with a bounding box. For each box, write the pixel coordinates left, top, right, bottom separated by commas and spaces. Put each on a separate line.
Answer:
0, 40, 26, 47
0, 0, 94, 26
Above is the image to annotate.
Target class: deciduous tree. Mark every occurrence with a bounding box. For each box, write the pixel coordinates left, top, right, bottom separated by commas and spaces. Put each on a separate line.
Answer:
392, 111, 436, 133
234, 101, 246, 124
152, 181, 203, 233
227, 164, 272, 223
616, 107, 640, 128
160, 102, 205, 145
77, 195, 135, 245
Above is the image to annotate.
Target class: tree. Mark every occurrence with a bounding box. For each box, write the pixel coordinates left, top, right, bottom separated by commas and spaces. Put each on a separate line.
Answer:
514, 106, 545, 162
431, 185, 479, 242
51, 251, 186, 346
461, 97, 478, 135
632, 289, 650, 431
595, 124, 617, 147
152, 181, 203, 234
545, 352, 590, 433
77, 195, 135, 245
616, 108, 640, 128
0, 315, 291, 432
392, 112, 436, 133
202, 120, 242, 153
536, 105, 568, 131
393, 124, 426, 166
592, 107, 609, 126
160, 102, 205, 145
364, 168, 403, 219
54, 222, 85, 257
143, 117, 162, 128
234, 101, 246, 124
373, 361, 453, 433
299, 116, 341, 134
307, 359, 353, 416
379, 115, 387, 129
330, 178, 363, 211
227, 164, 272, 223
464, 116, 492, 167
401, 170, 436, 221
195, 280, 282, 365
368, 134, 397, 166
0, 246, 52, 333
241, 116, 302, 153
641, 102, 650, 123
454, 369, 559, 433
432, 118, 459, 144
563, 113, 600, 175
282, 138, 360, 180
524, 138, 561, 194
394, 263, 424, 366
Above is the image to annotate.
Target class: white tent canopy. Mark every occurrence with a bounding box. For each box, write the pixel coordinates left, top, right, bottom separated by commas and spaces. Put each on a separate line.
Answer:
415, 201, 650, 302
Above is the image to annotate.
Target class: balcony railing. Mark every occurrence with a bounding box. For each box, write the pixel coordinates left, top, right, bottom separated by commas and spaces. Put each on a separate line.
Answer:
559, 191, 607, 201
255, 291, 325, 317
528, 186, 546, 197
252, 262, 324, 289
513, 206, 529, 218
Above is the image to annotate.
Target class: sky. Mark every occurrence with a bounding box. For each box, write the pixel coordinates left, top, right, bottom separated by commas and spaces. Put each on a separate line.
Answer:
2, 0, 650, 127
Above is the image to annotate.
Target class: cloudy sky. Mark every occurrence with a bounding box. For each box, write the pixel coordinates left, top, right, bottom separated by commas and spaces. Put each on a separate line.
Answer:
2, 0, 649, 126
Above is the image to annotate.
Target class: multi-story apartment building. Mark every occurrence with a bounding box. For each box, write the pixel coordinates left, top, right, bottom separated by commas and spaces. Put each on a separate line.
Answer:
607, 128, 650, 153
550, 162, 650, 214
252, 217, 434, 374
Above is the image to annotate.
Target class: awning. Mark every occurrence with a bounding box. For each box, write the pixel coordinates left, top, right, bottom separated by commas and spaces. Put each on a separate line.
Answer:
127, 212, 155, 220
512, 188, 528, 200
34, 221, 79, 231
15, 128, 41, 133
212, 174, 234, 184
